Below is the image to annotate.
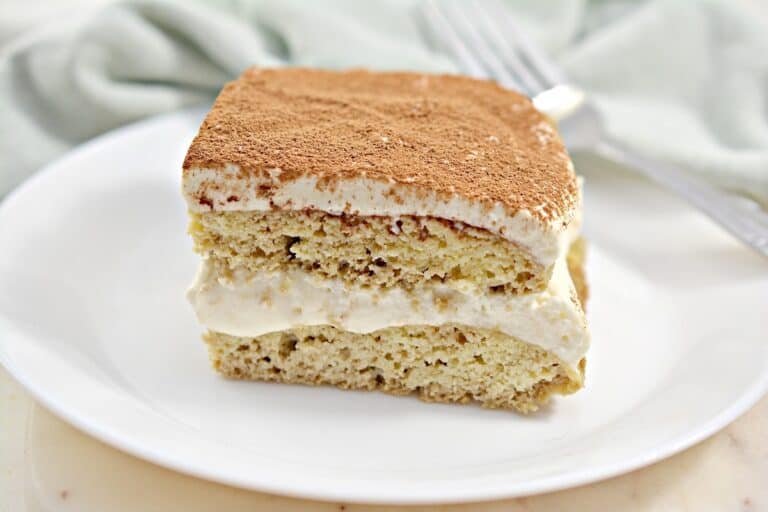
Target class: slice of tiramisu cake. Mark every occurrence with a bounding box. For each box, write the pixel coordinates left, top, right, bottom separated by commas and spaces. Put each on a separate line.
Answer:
183, 68, 589, 413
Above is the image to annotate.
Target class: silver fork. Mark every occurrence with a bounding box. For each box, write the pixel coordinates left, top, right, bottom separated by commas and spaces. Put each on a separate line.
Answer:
420, 0, 768, 258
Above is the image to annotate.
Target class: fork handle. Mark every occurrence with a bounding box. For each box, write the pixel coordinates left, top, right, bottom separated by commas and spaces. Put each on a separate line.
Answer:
593, 138, 768, 258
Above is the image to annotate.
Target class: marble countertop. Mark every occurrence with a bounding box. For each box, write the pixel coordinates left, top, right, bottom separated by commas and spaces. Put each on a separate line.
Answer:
2, 366, 766, 512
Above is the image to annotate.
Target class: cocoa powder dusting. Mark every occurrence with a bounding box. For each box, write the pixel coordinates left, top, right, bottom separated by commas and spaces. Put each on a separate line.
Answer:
182, 68, 577, 221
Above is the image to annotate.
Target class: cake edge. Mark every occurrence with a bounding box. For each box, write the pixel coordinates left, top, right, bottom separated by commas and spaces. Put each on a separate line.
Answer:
198, 240, 588, 414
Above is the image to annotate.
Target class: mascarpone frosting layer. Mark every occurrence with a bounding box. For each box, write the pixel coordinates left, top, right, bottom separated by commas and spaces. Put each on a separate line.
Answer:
187, 253, 589, 372
183, 166, 582, 267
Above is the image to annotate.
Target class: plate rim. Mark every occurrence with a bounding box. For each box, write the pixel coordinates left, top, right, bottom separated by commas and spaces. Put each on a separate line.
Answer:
1, 108, 767, 504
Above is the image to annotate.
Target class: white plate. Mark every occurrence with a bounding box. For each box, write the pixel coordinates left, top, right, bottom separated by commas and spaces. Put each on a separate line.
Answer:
1, 109, 767, 504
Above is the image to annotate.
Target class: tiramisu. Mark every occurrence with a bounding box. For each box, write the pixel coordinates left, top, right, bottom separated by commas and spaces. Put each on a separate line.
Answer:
183, 68, 589, 413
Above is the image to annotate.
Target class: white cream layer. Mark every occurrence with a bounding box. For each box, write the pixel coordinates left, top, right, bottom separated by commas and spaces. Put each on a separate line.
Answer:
188, 254, 589, 371
183, 166, 581, 267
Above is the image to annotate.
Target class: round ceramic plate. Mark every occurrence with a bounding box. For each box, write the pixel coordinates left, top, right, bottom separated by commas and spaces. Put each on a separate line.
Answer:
1, 109, 766, 504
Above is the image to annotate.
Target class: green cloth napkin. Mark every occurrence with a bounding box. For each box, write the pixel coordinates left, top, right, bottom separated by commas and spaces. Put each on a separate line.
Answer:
1, 0, 767, 204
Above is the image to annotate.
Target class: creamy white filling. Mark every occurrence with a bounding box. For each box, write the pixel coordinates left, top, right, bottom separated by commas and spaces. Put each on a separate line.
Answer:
183, 167, 581, 267
187, 253, 589, 371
